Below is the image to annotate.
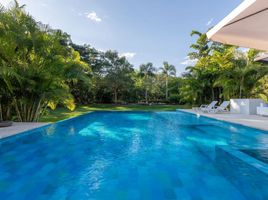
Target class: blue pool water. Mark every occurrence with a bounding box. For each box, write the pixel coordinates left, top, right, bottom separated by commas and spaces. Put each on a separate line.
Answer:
241, 149, 268, 164
1, 111, 268, 199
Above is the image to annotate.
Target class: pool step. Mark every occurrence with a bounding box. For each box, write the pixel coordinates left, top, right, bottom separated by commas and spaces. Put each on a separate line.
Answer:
215, 146, 268, 200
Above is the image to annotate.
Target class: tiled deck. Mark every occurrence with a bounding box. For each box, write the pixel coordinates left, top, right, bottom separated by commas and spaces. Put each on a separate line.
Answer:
0, 122, 49, 139
180, 109, 268, 131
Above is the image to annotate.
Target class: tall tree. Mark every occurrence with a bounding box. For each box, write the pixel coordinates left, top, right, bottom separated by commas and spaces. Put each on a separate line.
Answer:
139, 63, 156, 103
104, 50, 134, 103
0, 1, 90, 121
161, 62, 176, 100
188, 30, 210, 59
180, 29, 268, 105
214, 49, 268, 99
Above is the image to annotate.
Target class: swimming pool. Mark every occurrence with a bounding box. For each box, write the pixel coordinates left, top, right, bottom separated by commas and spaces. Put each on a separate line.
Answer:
0, 111, 268, 199
241, 149, 268, 164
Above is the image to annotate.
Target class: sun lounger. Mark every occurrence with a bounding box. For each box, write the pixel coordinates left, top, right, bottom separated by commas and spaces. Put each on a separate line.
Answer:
209, 101, 230, 113
196, 101, 218, 112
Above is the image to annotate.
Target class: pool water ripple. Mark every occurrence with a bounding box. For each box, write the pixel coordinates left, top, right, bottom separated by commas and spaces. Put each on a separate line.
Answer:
0, 111, 268, 199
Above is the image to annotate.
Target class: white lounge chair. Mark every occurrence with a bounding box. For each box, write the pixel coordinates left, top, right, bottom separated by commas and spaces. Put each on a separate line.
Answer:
209, 101, 230, 113
198, 101, 218, 112
257, 103, 268, 116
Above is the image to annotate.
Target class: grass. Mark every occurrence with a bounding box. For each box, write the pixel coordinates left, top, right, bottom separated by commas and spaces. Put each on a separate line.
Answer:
40, 104, 190, 122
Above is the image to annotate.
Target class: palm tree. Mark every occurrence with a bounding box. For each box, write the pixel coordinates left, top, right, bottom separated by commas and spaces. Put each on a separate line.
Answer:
161, 62, 176, 101
0, 2, 90, 121
214, 49, 268, 99
188, 30, 210, 59
139, 63, 155, 103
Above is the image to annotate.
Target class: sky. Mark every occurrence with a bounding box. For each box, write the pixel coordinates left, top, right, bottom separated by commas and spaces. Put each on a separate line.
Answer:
2, 0, 242, 75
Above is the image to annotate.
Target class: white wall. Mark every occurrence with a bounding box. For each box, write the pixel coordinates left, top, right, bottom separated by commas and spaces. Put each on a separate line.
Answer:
230, 99, 264, 115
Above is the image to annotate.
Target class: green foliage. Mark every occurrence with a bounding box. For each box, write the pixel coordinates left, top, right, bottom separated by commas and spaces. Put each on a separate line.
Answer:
188, 30, 210, 59
5, 1, 267, 122
180, 29, 268, 105
0, 1, 90, 121
103, 50, 135, 103
161, 62, 176, 100
69, 44, 182, 105
139, 62, 156, 103
168, 94, 181, 104
253, 76, 268, 102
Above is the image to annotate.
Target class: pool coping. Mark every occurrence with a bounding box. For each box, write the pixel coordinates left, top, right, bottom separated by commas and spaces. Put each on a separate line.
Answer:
0, 122, 49, 139
176, 109, 268, 133
0, 112, 94, 143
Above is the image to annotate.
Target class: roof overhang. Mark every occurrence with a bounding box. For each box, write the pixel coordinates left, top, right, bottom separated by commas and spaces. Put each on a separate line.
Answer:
207, 0, 268, 51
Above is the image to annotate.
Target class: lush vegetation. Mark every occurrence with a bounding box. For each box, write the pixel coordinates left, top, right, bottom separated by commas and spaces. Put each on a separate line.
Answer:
69, 45, 181, 105
41, 104, 189, 122
0, 1, 268, 122
0, 2, 182, 122
0, 2, 90, 122
181, 31, 268, 105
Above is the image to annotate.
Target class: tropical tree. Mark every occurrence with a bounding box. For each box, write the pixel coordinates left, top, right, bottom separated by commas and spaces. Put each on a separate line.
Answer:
188, 30, 211, 59
254, 76, 268, 102
5, 1, 268, 120
0, 1, 90, 121
103, 50, 134, 103
139, 63, 156, 103
214, 48, 268, 99
167, 76, 183, 104
180, 29, 268, 106
161, 62, 176, 100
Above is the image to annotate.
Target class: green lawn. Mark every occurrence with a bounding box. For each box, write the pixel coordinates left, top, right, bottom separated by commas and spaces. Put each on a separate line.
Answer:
40, 104, 190, 122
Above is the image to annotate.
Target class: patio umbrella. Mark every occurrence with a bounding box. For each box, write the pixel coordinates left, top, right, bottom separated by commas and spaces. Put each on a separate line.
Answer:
207, 0, 268, 51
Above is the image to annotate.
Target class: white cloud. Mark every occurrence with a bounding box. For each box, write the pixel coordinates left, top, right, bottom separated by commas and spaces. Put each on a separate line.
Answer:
119, 52, 136, 60
86, 11, 102, 23
180, 56, 198, 66
41, 3, 48, 7
206, 18, 214, 26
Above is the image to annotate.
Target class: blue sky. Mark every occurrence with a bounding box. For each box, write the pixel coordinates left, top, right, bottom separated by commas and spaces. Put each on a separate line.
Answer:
2, 0, 242, 75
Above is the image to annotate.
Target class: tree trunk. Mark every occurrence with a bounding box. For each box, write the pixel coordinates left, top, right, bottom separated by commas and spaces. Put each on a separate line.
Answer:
114, 90, 118, 103
165, 77, 168, 101
33, 100, 42, 122
145, 88, 148, 104
239, 85, 242, 99
13, 99, 22, 122
239, 77, 244, 99
0, 102, 3, 121
218, 87, 221, 99
211, 87, 215, 101
13, 98, 44, 122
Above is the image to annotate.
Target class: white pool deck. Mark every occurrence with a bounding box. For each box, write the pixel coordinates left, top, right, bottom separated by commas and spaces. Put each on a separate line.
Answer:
180, 109, 268, 131
0, 122, 49, 139
0, 110, 268, 139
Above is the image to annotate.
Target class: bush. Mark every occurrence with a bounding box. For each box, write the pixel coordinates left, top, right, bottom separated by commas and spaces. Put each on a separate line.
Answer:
168, 94, 181, 104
